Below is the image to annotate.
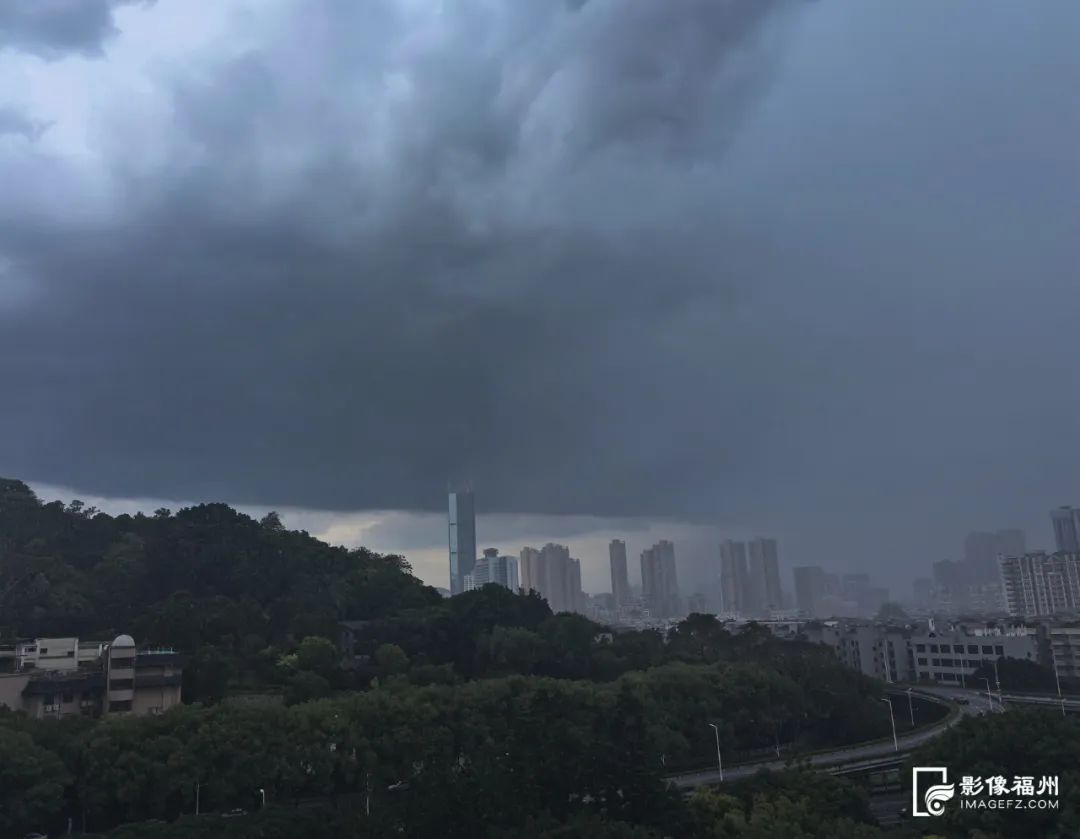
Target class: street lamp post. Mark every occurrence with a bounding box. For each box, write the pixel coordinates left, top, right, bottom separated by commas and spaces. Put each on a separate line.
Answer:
881, 698, 898, 752
1052, 655, 1066, 718
979, 677, 994, 712
708, 723, 724, 781
905, 688, 915, 727
258, 788, 266, 809
992, 658, 1004, 708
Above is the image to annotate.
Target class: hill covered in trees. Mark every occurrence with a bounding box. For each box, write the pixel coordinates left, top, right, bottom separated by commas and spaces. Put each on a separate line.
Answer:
18, 476, 1071, 837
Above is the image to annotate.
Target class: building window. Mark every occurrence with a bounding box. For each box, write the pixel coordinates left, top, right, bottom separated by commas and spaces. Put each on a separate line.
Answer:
110, 657, 135, 669
995, 646, 1004, 656
916, 644, 926, 652
918, 657, 927, 665
982, 646, 993, 654
968, 645, 978, 654
919, 672, 930, 680
953, 645, 964, 653
108, 700, 133, 713
932, 658, 940, 667
109, 679, 134, 691
930, 644, 939, 653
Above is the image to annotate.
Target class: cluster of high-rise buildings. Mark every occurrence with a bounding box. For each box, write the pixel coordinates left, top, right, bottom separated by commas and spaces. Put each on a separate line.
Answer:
907, 506, 1080, 620
607, 538, 683, 619
447, 490, 584, 614
519, 543, 584, 614
790, 566, 890, 619
717, 538, 783, 616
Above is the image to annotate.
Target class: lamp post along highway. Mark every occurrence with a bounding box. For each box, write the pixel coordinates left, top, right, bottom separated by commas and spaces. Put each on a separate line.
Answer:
880, 697, 898, 752
1053, 656, 1066, 718
905, 688, 915, 727
708, 722, 724, 781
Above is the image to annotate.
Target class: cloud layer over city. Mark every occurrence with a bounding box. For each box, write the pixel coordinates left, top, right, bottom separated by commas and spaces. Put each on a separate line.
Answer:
3, 0, 1080, 589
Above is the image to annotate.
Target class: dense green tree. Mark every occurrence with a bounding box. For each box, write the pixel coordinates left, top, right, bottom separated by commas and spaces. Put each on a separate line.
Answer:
0, 726, 70, 837
972, 656, 1059, 693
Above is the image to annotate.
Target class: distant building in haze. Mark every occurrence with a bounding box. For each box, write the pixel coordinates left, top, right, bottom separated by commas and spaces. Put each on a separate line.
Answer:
748, 538, 783, 613
793, 565, 826, 617
719, 540, 748, 614
609, 539, 630, 609
1051, 507, 1080, 553
641, 540, 680, 618
964, 529, 1026, 585
519, 543, 584, 614
448, 490, 477, 596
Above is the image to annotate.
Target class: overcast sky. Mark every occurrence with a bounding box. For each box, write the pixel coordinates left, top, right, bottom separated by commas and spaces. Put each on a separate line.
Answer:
3, 0, 1079, 595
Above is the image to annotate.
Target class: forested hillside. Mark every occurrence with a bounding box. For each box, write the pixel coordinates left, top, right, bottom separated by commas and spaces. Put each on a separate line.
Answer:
0, 477, 916, 837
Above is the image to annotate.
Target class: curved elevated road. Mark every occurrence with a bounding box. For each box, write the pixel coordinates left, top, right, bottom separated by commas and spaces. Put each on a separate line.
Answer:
669, 688, 979, 789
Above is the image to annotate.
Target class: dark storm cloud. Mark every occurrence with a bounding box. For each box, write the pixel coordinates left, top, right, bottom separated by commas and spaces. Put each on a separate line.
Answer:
0, 0, 150, 58
0, 105, 49, 140
0, 0, 799, 515
3, 0, 1080, 584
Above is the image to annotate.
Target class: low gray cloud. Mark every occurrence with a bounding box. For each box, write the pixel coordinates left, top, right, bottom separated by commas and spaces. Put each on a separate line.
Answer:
0, 105, 50, 140
0, 0, 151, 59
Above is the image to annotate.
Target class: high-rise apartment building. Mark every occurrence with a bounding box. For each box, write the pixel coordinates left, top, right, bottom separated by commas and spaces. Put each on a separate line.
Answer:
641, 540, 680, 618
469, 548, 519, 592
793, 565, 826, 617
448, 490, 477, 596
749, 538, 783, 613
609, 540, 630, 609
719, 540, 748, 614
1000, 552, 1080, 617
1051, 507, 1080, 553
519, 543, 583, 614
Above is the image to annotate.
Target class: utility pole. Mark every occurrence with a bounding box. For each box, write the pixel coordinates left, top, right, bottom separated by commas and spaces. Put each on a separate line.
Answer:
195, 782, 200, 816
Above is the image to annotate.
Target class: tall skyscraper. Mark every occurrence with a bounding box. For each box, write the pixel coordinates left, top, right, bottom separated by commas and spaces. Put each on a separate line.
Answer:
793, 565, 826, 617
641, 540, 680, 618
749, 538, 782, 613
448, 490, 477, 596
718, 540, 747, 614
519, 546, 541, 593
609, 539, 630, 609
1051, 507, 1080, 553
